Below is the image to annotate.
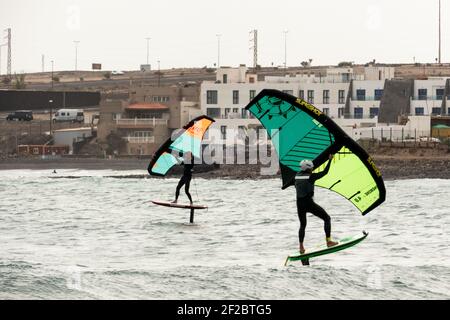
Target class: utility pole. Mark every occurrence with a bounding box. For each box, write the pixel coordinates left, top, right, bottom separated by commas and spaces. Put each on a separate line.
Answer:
145, 37, 151, 65
4, 28, 11, 76
74, 40, 80, 71
438, 0, 441, 64
216, 34, 222, 69
249, 29, 258, 69
42, 54, 45, 72
283, 30, 289, 70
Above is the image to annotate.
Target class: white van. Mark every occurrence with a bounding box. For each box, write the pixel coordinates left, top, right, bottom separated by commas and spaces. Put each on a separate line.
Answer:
53, 109, 84, 123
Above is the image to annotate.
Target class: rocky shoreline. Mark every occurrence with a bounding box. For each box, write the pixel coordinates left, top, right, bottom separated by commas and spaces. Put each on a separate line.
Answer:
0, 155, 449, 180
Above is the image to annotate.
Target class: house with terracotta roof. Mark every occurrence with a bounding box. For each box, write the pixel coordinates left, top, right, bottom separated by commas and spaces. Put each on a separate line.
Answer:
98, 84, 202, 155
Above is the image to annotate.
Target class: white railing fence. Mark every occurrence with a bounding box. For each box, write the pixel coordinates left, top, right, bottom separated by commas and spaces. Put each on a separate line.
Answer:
116, 118, 168, 126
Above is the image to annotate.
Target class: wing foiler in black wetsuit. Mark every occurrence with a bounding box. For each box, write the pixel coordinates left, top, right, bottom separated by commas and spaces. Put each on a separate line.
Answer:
295, 160, 332, 244
175, 162, 194, 203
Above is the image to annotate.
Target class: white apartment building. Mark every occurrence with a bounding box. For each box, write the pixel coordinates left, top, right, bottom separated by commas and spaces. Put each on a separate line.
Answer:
201, 65, 450, 143
410, 78, 449, 116
200, 66, 394, 135
351, 80, 386, 119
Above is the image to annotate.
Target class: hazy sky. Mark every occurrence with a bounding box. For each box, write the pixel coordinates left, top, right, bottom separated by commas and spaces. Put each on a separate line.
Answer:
0, 0, 447, 73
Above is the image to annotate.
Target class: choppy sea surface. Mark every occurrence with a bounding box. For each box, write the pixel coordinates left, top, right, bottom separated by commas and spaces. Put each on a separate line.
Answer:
0, 169, 449, 300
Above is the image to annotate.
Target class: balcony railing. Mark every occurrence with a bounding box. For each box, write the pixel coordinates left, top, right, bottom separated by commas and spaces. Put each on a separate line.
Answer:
352, 96, 382, 101
116, 118, 168, 127
412, 95, 449, 101
123, 136, 155, 143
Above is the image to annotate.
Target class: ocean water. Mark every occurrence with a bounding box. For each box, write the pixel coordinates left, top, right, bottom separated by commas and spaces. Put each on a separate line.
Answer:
0, 169, 449, 300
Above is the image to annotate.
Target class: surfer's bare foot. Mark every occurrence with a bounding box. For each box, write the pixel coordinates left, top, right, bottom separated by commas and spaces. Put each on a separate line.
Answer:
299, 244, 306, 254
327, 240, 338, 247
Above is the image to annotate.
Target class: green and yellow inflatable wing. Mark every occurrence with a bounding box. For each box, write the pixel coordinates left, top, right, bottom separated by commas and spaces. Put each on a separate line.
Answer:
245, 89, 385, 215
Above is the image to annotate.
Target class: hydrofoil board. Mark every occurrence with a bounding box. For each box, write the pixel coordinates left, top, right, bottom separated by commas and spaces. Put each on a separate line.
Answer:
151, 200, 207, 210
285, 231, 368, 266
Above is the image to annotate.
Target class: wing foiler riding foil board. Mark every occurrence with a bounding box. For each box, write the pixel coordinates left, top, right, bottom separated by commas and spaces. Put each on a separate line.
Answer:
285, 231, 368, 266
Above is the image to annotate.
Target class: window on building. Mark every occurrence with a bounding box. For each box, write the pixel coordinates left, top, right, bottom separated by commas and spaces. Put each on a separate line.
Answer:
233, 90, 239, 104
448, 108, 450, 115
232, 108, 239, 114
342, 73, 351, 82
132, 131, 152, 138
374, 89, 383, 101
299, 90, 305, 100
152, 96, 169, 102
307, 90, 314, 104
432, 107, 441, 115
356, 89, 366, 101
323, 90, 330, 104
238, 125, 246, 139
223, 74, 228, 84
323, 108, 329, 116
370, 107, 379, 118
207, 90, 218, 104
338, 107, 345, 118
112, 113, 121, 120
338, 90, 345, 104
225, 108, 231, 118
206, 107, 221, 118
220, 125, 227, 140
354, 107, 363, 119
415, 107, 424, 115
418, 89, 427, 100
283, 90, 293, 95
249, 90, 256, 101
436, 89, 445, 100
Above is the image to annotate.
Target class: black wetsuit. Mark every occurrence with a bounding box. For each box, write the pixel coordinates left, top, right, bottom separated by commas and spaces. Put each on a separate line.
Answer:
294, 160, 332, 243
175, 162, 194, 203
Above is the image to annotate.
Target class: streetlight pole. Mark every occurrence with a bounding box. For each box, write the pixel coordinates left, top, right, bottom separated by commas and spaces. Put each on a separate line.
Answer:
145, 37, 151, 65
74, 40, 80, 71
216, 34, 222, 69
283, 30, 289, 70
51, 60, 54, 89
157, 60, 160, 87
50, 60, 54, 135
438, 0, 441, 64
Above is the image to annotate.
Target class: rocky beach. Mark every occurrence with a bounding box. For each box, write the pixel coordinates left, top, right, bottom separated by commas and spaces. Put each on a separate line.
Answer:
0, 145, 449, 180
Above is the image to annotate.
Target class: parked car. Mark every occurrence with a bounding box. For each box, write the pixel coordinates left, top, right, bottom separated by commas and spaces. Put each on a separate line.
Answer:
52, 109, 84, 123
6, 110, 33, 121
